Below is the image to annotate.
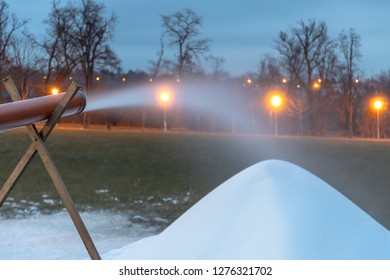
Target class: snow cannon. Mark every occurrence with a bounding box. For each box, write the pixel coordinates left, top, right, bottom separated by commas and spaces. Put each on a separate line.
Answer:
0, 90, 86, 132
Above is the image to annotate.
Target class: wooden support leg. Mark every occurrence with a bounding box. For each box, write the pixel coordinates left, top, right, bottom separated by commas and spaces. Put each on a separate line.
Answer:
28, 125, 101, 260
0, 77, 81, 207
0, 77, 101, 260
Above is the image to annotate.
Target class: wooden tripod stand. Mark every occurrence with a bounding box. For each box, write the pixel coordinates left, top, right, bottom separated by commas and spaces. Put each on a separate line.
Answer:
0, 77, 100, 260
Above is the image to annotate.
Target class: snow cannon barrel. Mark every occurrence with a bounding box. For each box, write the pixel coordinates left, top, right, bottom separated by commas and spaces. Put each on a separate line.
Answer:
0, 91, 86, 132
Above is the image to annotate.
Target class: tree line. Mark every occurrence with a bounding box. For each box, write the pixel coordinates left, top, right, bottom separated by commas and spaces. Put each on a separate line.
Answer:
0, 0, 118, 101
0, 1, 389, 137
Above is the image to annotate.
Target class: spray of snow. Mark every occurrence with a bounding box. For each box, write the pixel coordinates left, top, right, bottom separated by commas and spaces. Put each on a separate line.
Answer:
85, 80, 247, 122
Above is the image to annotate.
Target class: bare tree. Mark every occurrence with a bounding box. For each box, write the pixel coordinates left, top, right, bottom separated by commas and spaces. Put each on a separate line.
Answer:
273, 33, 307, 134
339, 28, 362, 138
208, 55, 229, 79
71, 0, 119, 92
0, 1, 27, 76
43, 1, 80, 88
10, 32, 44, 99
258, 54, 283, 90
161, 8, 210, 78
148, 41, 170, 79
312, 35, 339, 135
274, 31, 303, 84
376, 70, 390, 93
41, 1, 119, 127
275, 19, 332, 134
288, 88, 309, 135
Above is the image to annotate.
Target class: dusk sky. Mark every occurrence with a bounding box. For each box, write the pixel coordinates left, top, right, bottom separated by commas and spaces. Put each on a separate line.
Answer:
9, 0, 390, 76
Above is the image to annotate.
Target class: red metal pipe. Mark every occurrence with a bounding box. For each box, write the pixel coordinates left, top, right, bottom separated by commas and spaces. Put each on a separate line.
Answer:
0, 91, 86, 132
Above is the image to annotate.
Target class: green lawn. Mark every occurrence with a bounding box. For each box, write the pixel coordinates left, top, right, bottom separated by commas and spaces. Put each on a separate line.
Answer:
0, 128, 389, 230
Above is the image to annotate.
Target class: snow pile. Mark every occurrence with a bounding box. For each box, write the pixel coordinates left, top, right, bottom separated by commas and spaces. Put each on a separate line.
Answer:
104, 160, 390, 260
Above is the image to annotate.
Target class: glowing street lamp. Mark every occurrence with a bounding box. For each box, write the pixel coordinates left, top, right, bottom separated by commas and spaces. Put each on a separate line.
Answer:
51, 87, 59, 95
312, 78, 322, 91
160, 91, 170, 103
242, 78, 253, 87
269, 93, 284, 135
373, 98, 385, 139
160, 91, 171, 132
270, 94, 283, 108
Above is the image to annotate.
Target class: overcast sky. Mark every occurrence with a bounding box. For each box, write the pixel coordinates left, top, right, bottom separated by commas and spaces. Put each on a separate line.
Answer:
8, 0, 390, 76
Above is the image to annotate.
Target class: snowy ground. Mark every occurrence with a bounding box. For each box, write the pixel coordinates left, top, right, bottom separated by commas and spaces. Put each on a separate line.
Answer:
1, 160, 389, 260
0, 210, 159, 260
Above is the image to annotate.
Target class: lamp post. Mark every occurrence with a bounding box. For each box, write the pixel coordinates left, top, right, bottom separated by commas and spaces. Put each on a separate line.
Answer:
269, 93, 284, 135
160, 91, 171, 132
373, 98, 384, 139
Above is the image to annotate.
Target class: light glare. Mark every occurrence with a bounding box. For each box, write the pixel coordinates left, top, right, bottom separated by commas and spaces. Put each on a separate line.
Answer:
373, 99, 384, 110
51, 88, 59, 95
160, 91, 171, 102
270, 94, 283, 108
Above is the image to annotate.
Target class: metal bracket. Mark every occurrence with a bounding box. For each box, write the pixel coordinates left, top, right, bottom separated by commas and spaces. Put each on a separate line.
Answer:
0, 76, 101, 260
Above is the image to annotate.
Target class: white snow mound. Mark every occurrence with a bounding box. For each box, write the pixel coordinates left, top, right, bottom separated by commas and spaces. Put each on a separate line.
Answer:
104, 160, 390, 259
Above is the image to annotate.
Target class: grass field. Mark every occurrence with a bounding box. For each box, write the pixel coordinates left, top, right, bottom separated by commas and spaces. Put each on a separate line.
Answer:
0, 128, 389, 231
